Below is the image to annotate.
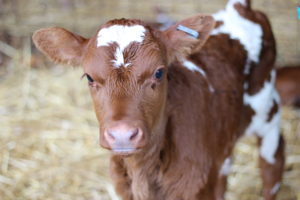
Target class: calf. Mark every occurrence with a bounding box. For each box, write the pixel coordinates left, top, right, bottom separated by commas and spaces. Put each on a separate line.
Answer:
32, 0, 284, 199
276, 66, 300, 107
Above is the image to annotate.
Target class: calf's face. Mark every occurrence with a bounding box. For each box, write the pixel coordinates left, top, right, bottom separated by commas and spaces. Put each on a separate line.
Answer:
32, 16, 215, 155
85, 22, 169, 153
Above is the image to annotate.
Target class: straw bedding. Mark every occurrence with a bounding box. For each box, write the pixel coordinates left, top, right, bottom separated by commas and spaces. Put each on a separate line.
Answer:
0, 39, 299, 200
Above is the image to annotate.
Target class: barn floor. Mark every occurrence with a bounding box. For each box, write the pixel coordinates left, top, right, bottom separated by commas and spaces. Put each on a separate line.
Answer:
0, 45, 300, 200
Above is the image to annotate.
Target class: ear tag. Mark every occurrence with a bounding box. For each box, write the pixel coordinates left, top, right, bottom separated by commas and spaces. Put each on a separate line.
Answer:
297, 6, 300, 20
176, 25, 199, 38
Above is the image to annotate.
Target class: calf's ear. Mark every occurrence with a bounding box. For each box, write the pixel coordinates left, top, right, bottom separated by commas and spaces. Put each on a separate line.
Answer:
32, 27, 87, 66
161, 14, 215, 64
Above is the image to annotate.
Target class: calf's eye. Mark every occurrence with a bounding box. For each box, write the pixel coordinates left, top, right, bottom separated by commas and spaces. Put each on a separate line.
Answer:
86, 74, 94, 83
154, 68, 164, 80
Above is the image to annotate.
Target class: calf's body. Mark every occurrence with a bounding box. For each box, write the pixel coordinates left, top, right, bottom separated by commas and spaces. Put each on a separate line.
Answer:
33, 0, 284, 199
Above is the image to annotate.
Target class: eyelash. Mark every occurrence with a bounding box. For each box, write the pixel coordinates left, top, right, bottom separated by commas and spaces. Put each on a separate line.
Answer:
154, 68, 164, 80
85, 74, 94, 83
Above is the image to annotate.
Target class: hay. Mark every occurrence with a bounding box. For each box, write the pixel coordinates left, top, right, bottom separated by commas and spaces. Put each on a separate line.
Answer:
0, 38, 114, 200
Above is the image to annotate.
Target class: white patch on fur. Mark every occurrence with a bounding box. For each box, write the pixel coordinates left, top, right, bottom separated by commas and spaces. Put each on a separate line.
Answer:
270, 182, 281, 195
244, 82, 249, 90
182, 60, 215, 92
244, 70, 281, 164
220, 157, 232, 176
97, 25, 146, 68
260, 111, 280, 164
183, 60, 207, 76
211, 0, 263, 64
112, 48, 131, 68
244, 58, 252, 75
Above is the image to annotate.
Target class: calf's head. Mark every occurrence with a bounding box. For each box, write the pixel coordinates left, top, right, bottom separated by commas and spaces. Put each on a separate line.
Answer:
32, 15, 215, 155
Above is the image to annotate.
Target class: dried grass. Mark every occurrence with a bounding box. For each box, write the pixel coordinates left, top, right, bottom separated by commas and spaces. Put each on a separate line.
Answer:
0, 39, 114, 200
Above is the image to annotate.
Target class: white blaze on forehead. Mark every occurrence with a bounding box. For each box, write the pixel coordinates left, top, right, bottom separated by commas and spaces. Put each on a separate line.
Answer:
97, 25, 146, 50
112, 47, 130, 68
211, 0, 263, 64
97, 25, 146, 68
244, 70, 281, 164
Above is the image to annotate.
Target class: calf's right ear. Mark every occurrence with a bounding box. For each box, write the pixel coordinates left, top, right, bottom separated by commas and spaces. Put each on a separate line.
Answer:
160, 14, 215, 64
32, 27, 87, 66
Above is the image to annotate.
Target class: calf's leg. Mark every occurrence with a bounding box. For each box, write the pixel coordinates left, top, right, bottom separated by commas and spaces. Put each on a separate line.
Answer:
215, 157, 232, 200
215, 174, 228, 200
258, 134, 285, 200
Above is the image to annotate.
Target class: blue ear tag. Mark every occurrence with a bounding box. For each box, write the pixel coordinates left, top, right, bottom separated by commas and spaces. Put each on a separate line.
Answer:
176, 25, 199, 38
298, 6, 300, 20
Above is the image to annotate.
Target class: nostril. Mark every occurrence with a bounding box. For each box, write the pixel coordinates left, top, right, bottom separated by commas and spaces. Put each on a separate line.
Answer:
106, 130, 115, 140
129, 128, 139, 141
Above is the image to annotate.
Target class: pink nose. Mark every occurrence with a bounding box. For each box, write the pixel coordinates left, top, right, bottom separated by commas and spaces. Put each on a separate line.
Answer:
104, 123, 144, 153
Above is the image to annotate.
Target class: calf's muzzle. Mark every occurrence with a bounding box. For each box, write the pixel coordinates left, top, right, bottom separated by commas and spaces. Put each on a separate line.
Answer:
101, 122, 145, 154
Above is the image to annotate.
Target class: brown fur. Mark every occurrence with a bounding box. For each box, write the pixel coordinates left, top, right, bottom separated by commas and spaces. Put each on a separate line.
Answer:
234, 3, 276, 95
276, 66, 300, 107
267, 100, 279, 122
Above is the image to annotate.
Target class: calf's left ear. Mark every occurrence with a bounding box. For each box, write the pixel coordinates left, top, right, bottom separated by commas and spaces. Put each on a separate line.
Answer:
161, 14, 215, 64
32, 27, 87, 66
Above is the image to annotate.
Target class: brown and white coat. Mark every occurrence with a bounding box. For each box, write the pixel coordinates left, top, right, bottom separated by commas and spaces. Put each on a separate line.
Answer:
33, 0, 284, 199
